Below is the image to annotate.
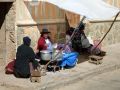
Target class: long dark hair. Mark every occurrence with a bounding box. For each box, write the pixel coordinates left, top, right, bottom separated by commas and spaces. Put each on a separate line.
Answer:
79, 23, 85, 31
66, 27, 75, 36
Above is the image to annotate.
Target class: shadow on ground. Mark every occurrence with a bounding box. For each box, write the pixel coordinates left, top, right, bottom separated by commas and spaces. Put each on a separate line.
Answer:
78, 52, 90, 64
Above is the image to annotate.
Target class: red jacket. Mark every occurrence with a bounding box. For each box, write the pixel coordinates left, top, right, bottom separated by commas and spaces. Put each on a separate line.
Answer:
37, 37, 47, 51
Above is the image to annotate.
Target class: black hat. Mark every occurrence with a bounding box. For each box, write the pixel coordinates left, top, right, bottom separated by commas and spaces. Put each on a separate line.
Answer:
41, 28, 50, 34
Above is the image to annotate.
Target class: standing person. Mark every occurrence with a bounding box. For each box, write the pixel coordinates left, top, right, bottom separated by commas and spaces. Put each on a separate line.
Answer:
14, 37, 38, 78
36, 28, 53, 59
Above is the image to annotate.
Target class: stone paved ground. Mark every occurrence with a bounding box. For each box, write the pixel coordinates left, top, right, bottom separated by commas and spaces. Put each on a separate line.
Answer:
0, 43, 120, 90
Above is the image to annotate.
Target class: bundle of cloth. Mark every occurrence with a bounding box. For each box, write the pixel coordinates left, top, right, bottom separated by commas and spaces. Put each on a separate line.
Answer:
58, 52, 79, 68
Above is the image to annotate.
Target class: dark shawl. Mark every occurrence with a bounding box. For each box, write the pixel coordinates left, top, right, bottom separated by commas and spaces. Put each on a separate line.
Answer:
14, 37, 38, 78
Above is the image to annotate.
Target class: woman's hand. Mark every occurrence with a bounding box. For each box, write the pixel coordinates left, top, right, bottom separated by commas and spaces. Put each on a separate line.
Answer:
34, 49, 39, 54
45, 44, 48, 47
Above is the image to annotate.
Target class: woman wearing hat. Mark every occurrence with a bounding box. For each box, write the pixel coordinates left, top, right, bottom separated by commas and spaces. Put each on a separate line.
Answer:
36, 28, 53, 59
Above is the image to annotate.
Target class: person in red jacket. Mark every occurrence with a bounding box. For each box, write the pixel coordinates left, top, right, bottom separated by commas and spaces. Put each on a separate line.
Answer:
36, 28, 53, 59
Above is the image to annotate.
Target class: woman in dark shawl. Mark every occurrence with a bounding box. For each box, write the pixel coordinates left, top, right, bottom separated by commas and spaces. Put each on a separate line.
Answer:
14, 36, 38, 78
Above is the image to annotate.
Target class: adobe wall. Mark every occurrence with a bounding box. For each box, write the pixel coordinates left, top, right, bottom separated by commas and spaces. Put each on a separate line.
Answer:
85, 20, 120, 47
0, 2, 16, 65
5, 2, 16, 63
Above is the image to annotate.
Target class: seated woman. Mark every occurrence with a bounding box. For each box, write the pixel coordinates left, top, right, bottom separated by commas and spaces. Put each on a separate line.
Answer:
64, 27, 74, 53
14, 37, 38, 78
36, 28, 53, 61
58, 27, 79, 69
72, 23, 106, 56
57, 27, 74, 53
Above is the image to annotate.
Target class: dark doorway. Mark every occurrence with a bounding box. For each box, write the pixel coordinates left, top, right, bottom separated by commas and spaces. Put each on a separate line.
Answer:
0, 2, 13, 65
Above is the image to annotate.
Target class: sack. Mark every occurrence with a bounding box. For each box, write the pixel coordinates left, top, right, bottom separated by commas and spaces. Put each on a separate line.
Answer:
5, 60, 15, 74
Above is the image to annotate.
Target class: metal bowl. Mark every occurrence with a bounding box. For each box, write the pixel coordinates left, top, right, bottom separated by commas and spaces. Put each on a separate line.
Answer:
40, 50, 52, 61
52, 50, 62, 61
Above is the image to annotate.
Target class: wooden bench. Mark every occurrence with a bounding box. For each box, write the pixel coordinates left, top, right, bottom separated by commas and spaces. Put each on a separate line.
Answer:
30, 70, 41, 83
88, 55, 103, 65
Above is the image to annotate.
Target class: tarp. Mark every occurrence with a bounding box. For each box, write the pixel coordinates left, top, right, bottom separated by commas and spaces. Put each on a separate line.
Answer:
38, 0, 120, 20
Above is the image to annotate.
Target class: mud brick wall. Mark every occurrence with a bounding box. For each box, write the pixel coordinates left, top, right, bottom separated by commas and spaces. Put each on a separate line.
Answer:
5, 2, 16, 63
17, 20, 120, 50
17, 26, 40, 49
85, 21, 120, 47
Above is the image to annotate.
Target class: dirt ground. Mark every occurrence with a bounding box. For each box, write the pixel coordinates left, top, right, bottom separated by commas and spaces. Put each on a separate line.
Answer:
0, 43, 120, 90
54, 69, 120, 90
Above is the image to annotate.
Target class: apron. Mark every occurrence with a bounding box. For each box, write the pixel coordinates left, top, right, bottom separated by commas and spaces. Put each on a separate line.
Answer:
45, 39, 53, 52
